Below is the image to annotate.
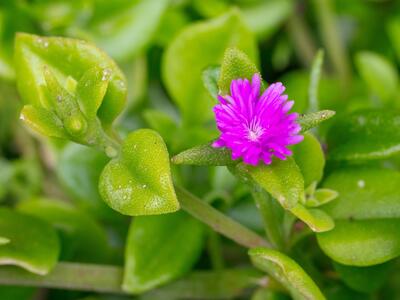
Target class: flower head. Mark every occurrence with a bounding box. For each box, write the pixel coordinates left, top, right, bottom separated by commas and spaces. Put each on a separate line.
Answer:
213, 73, 303, 166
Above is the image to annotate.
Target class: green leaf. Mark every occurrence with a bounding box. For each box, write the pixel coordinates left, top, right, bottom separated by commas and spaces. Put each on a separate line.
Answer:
20, 105, 67, 139
298, 110, 335, 133
88, 0, 169, 62
241, 0, 293, 39
15, 33, 127, 128
308, 49, 324, 112
162, 9, 257, 125
333, 261, 390, 293
317, 167, 400, 266
142, 109, 179, 146
249, 248, 326, 300
0, 207, 60, 275
99, 129, 179, 216
17, 198, 110, 263
238, 158, 304, 210
218, 47, 260, 95
122, 211, 204, 293
202, 66, 220, 99
305, 188, 338, 208
327, 110, 400, 161
387, 17, 400, 63
355, 51, 398, 103
235, 158, 333, 233
171, 142, 233, 166
289, 203, 334, 232
57, 143, 119, 222
293, 132, 325, 187
76, 66, 110, 119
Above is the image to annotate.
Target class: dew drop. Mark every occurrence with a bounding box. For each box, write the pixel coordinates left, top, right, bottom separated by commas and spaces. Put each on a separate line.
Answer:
142, 184, 147, 189
357, 180, 365, 188
102, 69, 112, 81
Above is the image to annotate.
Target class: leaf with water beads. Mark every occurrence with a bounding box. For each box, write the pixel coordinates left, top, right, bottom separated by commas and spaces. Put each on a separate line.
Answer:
99, 129, 179, 216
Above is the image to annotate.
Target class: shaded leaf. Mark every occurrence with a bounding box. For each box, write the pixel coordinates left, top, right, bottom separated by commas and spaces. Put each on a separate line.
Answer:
122, 211, 204, 293
0, 207, 59, 275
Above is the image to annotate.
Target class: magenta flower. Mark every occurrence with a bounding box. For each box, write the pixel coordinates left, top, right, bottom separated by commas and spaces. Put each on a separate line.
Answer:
212, 73, 303, 166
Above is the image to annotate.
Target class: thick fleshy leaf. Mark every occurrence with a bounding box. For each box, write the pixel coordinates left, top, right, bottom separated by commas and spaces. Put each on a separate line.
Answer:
333, 261, 390, 293
162, 9, 258, 125
57, 143, 118, 221
298, 110, 335, 133
88, 0, 169, 62
218, 47, 259, 95
290, 203, 334, 232
17, 198, 110, 263
317, 167, 400, 266
305, 188, 338, 208
122, 211, 204, 293
249, 248, 325, 300
0, 207, 59, 275
171, 142, 233, 166
15, 33, 127, 127
202, 65, 220, 99
328, 110, 400, 161
293, 132, 325, 188
20, 105, 67, 139
355, 51, 398, 103
238, 158, 304, 209
99, 129, 179, 216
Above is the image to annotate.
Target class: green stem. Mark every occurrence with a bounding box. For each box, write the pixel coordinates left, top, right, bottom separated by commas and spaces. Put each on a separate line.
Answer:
176, 186, 271, 249
251, 187, 285, 250
313, 0, 351, 87
287, 12, 317, 67
0, 263, 125, 294
207, 230, 225, 270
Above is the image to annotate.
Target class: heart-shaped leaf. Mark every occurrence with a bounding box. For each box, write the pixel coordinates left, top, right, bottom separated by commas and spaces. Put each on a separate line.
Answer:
99, 129, 179, 216
249, 247, 326, 300
17, 198, 110, 263
317, 167, 400, 266
123, 211, 204, 293
328, 110, 400, 161
162, 9, 258, 125
0, 207, 60, 275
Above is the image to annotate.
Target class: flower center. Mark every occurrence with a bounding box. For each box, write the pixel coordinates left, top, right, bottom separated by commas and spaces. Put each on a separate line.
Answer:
247, 122, 264, 142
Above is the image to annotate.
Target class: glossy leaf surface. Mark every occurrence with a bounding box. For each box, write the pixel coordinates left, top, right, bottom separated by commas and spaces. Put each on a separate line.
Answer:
99, 129, 179, 216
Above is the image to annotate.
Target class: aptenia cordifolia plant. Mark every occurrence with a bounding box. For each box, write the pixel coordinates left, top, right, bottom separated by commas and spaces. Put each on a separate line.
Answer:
1, 2, 400, 300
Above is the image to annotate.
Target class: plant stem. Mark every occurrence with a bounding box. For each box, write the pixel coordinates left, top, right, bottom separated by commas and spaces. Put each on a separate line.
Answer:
251, 187, 285, 250
312, 0, 351, 87
207, 230, 225, 270
176, 186, 271, 249
287, 13, 317, 67
0, 263, 125, 294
